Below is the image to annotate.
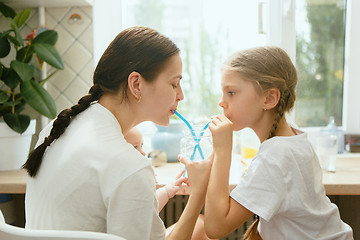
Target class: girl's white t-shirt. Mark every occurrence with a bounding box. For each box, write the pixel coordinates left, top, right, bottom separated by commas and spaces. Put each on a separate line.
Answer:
25, 103, 166, 240
230, 130, 353, 240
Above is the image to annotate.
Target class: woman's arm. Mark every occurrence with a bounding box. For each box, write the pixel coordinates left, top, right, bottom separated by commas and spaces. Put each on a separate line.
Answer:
205, 115, 253, 239
165, 154, 213, 240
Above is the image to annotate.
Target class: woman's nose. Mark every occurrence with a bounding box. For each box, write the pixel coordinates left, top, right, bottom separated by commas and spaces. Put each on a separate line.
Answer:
177, 85, 184, 101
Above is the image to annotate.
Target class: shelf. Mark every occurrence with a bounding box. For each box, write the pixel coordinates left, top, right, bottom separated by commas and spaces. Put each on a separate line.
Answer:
0, 0, 93, 8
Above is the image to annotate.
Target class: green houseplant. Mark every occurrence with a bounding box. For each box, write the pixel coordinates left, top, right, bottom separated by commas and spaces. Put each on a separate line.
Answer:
0, 2, 64, 134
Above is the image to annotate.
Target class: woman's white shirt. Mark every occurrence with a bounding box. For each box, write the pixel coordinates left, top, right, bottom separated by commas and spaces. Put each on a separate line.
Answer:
25, 103, 166, 240
230, 130, 353, 240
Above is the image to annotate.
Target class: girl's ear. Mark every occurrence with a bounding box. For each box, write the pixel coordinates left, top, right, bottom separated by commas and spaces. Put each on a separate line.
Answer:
128, 71, 142, 99
263, 88, 280, 110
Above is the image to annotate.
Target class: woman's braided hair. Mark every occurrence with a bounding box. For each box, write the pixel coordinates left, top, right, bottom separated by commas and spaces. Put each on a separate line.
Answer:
223, 46, 298, 240
23, 26, 179, 177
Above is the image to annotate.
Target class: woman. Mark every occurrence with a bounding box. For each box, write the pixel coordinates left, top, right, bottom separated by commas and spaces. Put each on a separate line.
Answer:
23, 26, 213, 240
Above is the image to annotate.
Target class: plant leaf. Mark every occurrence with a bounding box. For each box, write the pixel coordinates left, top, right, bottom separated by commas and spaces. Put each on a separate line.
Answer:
3, 113, 30, 134
16, 46, 33, 63
32, 30, 58, 45
20, 80, 56, 118
0, 30, 12, 38
0, 90, 8, 103
1, 67, 21, 89
8, 17, 24, 47
2, 100, 21, 107
0, 35, 10, 58
13, 8, 31, 28
10, 60, 35, 82
6, 34, 20, 46
32, 43, 64, 69
0, 2, 16, 18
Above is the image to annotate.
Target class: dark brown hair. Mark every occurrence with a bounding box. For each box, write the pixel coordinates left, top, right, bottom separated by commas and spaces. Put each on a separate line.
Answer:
23, 26, 179, 177
224, 46, 298, 240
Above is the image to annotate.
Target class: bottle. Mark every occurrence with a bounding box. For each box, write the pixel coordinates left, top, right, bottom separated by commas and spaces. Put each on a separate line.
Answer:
321, 116, 344, 154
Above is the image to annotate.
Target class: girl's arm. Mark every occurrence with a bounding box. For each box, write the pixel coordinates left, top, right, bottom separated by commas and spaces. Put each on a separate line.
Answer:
165, 154, 213, 240
205, 115, 253, 239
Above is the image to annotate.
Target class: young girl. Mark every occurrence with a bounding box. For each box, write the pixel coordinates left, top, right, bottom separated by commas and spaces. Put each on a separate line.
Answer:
23, 26, 212, 240
204, 46, 354, 239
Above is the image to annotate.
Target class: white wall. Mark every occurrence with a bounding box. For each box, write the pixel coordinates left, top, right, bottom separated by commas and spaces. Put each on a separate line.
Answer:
343, 0, 360, 134
92, 0, 123, 65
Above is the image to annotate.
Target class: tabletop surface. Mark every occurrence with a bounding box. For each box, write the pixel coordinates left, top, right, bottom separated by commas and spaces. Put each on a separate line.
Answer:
1, 154, 360, 195
154, 154, 360, 195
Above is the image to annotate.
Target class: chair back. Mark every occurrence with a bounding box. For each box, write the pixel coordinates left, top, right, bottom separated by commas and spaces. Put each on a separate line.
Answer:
0, 210, 125, 240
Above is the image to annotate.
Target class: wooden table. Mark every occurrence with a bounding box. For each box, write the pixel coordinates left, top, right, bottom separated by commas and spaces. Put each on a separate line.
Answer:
1, 154, 360, 195
154, 154, 360, 196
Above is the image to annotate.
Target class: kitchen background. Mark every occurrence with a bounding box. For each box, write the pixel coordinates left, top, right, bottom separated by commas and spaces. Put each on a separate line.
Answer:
0, 0, 360, 239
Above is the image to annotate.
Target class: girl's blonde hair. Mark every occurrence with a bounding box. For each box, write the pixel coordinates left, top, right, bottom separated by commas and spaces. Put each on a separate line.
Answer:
223, 46, 298, 240
224, 46, 298, 139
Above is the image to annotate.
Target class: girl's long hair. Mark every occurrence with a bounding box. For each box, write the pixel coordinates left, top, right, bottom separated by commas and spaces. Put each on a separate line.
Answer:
23, 26, 179, 177
224, 46, 298, 240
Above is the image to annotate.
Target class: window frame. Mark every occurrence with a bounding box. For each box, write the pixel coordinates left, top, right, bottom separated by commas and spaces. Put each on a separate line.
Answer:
276, 0, 359, 134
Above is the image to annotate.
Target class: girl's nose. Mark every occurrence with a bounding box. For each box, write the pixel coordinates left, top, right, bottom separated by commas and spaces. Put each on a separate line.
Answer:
218, 97, 226, 109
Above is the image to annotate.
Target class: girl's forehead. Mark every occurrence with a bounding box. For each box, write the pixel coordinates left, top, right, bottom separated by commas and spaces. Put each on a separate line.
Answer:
221, 71, 244, 86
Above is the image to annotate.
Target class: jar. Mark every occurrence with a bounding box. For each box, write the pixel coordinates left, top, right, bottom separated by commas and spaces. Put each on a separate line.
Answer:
180, 124, 212, 162
151, 120, 184, 162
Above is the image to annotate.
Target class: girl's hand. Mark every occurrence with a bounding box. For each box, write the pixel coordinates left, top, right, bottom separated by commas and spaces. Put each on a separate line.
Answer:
163, 169, 189, 198
209, 114, 233, 153
178, 153, 213, 196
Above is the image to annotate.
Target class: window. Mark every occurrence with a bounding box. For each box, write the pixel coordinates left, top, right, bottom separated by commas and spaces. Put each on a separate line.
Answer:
294, 0, 346, 127
120, 0, 268, 121
94, 0, 359, 134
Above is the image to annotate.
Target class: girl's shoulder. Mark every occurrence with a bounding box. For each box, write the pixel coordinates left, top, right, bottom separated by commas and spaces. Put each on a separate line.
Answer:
261, 127, 309, 151
256, 130, 313, 167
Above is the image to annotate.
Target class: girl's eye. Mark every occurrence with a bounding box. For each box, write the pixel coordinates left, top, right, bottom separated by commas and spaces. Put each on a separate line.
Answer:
228, 91, 235, 96
172, 83, 178, 89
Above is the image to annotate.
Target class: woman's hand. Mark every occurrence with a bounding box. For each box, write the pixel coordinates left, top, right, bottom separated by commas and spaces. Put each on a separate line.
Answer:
209, 115, 233, 153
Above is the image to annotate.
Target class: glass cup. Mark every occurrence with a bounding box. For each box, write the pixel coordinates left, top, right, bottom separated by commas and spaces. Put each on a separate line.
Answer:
180, 125, 213, 162
317, 134, 338, 172
240, 128, 260, 159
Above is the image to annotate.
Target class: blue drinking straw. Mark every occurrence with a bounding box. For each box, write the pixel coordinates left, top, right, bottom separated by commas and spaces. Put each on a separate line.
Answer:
174, 110, 211, 176
174, 110, 196, 138
190, 121, 211, 160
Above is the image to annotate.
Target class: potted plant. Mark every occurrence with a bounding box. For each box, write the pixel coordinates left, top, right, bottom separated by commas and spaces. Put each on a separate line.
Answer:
0, 2, 64, 170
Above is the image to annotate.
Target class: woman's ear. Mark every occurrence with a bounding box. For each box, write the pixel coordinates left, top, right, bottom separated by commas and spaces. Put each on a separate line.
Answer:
128, 71, 142, 99
263, 88, 280, 110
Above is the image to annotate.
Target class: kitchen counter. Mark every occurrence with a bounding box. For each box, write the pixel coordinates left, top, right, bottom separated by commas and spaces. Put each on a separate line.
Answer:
1, 155, 359, 195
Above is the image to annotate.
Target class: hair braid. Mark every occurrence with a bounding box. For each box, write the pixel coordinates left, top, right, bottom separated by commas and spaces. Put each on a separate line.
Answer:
23, 84, 103, 177
268, 91, 289, 139
242, 215, 262, 240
